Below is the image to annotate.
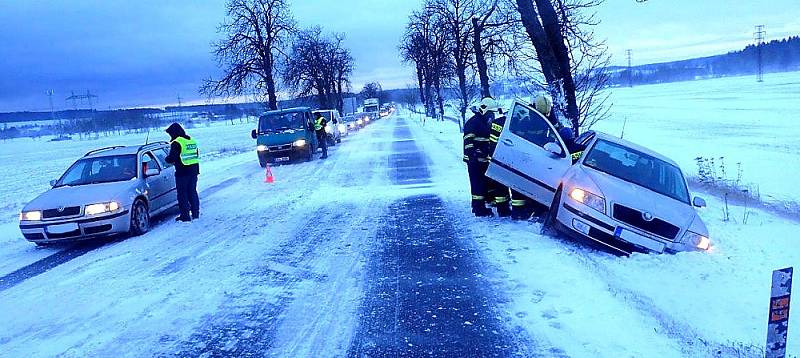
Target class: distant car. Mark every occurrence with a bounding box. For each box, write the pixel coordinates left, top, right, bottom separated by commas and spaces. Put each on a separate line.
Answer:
487, 101, 710, 255
19, 143, 178, 245
341, 114, 360, 132
313, 109, 345, 144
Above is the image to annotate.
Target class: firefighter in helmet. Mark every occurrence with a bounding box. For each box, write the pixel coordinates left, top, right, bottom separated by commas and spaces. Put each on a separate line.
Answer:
463, 97, 496, 217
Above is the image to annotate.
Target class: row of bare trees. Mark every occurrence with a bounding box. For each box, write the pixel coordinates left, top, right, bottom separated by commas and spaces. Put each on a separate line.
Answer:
201, 0, 354, 113
401, 0, 613, 133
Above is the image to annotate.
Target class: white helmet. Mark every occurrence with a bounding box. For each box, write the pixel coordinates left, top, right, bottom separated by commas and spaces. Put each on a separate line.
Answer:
479, 97, 498, 115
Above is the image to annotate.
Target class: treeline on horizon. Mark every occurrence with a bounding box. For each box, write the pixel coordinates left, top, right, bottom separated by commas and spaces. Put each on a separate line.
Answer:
608, 36, 800, 86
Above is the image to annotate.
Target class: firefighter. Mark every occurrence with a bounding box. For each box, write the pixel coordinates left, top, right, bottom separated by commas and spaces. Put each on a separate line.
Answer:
314, 112, 328, 159
165, 122, 200, 222
463, 97, 495, 217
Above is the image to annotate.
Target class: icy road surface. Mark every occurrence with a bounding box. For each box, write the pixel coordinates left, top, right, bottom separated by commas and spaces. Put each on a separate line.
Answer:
0, 112, 797, 357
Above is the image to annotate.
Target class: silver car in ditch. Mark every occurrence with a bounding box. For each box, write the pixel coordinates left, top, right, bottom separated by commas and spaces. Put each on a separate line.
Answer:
487, 100, 710, 255
19, 142, 178, 245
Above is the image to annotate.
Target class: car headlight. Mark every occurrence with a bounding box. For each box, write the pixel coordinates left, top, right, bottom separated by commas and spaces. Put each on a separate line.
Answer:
20, 210, 42, 221
569, 188, 605, 214
85, 201, 121, 216
293, 139, 306, 147
325, 125, 333, 133
682, 231, 711, 250
364, 117, 370, 122
256, 145, 268, 152
357, 119, 363, 125
338, 124, 346, 133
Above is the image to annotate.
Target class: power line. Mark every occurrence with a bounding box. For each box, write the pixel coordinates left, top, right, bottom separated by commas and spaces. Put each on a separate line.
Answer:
754, 25, 766, 82
626, 49, 633, 87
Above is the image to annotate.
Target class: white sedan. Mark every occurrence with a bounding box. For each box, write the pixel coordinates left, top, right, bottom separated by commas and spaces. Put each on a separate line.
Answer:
486, 101, 710, 255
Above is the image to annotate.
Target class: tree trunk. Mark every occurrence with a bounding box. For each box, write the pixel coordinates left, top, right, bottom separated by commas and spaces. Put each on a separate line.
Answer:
415, 64, 426, 113
472, 17, 491, 98
533, 0, 580, 131
514, 0, 560, 83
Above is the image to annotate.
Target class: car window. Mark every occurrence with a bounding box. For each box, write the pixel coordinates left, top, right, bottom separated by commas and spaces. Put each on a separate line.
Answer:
154, 148, 172, 168
584, 140, 690, 203
142, 152, 160, 175
57, 155, 137, 187
508, 104, 561, 149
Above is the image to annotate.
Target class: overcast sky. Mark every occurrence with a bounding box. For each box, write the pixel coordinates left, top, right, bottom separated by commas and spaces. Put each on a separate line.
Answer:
0, 0, 797, 112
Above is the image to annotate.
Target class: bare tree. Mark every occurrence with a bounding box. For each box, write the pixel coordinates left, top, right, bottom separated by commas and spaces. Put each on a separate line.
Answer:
283, 27, 354, 110
201, 0, 294, 110
427, 0, 483, 130
513, 0, 610, 133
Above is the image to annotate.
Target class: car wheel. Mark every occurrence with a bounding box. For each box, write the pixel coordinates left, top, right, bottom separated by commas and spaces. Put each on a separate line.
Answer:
306, 147, 314, 162
129, 199, 150, 236
542, 186, 562, 235
259, 158, 268, 168
336, 136, 342, 143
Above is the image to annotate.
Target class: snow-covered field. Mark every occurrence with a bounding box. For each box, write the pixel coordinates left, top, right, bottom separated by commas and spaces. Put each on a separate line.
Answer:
0, 74, 797, 357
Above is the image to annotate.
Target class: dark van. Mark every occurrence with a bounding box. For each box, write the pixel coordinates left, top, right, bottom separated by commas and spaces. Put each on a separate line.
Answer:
251, 107, 318, 167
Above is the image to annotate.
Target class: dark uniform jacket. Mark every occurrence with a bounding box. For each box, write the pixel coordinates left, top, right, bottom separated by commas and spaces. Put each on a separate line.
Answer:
487, 112, 506, 159
165, 123, 200, 177
463, 113, 491, 163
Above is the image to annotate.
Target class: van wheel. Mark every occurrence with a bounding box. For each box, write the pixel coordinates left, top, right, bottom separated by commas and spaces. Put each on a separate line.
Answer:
306, 147, 314, 162
542, 186, 562, 235
129, 199, 150, 236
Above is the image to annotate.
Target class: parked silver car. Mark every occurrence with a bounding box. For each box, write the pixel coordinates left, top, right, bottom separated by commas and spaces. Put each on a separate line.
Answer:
487, 101, 710, 255
19, 142, 178, 245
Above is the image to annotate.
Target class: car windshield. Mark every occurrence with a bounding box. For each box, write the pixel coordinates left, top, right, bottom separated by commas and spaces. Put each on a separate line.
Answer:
56, 155, 137, 187
583, 140, 690, 203
259, 112, 305, 132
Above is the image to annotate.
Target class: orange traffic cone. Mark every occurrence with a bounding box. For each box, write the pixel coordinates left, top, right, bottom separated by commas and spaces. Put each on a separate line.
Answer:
264, 163, 275, 183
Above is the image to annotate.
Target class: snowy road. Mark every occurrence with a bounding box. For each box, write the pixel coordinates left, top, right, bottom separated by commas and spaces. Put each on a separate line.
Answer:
0, 112, 797, 357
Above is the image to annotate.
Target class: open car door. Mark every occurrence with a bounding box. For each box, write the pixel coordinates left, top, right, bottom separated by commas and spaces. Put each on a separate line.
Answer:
486, 101, 573, 206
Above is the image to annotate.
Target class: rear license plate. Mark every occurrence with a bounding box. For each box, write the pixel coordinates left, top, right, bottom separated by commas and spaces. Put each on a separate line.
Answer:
47, 223, 79, 234
615, 227, 665, 252
276, 157, 290, 162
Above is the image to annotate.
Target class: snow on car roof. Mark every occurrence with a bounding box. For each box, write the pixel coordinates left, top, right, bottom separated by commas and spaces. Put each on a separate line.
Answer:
592, 131, 680, 167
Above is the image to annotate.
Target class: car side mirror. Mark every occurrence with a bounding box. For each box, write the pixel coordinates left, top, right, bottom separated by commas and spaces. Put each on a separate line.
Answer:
544, 142, 563, 156
145, 168, 161, 177
50, 179, 57, 187
693, 196, 707, 208
251, 129, 258, 139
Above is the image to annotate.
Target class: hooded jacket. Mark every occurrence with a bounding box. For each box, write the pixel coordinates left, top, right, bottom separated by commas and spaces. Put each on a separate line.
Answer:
165, 123, 200, 177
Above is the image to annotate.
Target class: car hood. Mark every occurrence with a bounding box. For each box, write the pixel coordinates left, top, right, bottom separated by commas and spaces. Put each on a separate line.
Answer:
25, 180, 139, 211
258, 130, 307, 146
581, 166, 696, 229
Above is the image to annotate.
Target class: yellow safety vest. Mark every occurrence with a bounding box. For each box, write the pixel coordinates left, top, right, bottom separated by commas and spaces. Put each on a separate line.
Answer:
172, 137, 200, 165
314, 117, 324, 131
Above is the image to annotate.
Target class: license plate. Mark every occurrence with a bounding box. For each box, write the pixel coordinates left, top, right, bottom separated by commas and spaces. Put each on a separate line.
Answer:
47, 223, 79, 234
276, 157, 290, 162
615, 227, 665, 252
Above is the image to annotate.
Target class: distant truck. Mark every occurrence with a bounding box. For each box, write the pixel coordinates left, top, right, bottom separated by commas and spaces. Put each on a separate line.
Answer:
363, 98, 380, 117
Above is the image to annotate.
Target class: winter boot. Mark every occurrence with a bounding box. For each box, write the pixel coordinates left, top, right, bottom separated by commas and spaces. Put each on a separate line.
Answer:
472, 200, 494, 217
496, 201, 512, 217
511, 206, 530, 221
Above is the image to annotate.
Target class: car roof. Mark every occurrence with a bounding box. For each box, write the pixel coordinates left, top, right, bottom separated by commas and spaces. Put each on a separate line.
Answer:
312, 109, 336, 113
263, 107, 311, 116
590, 131, 680, 167
83, 142, 169, 159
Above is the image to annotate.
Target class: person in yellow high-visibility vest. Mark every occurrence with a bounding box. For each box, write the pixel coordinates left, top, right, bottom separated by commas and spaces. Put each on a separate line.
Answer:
165, 122, 200, 222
